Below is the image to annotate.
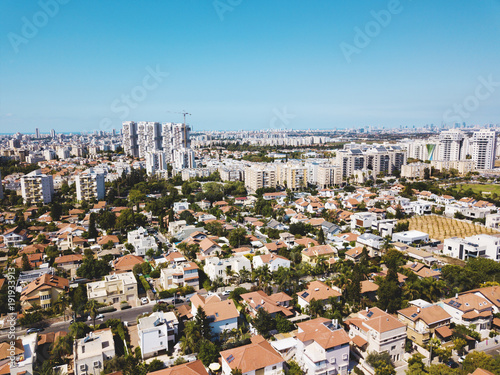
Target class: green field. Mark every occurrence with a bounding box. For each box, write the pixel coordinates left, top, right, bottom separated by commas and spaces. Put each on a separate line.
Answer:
452, 183, 500, 196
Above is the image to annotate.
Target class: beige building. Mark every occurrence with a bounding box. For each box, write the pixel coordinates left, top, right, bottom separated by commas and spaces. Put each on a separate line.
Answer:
277, 163, 308, 190
86, 272, 138, 306
401, 162, 428, 180
316, 164, 342, 188
430, 159, 476, 175
74, 329, 115, 375
75, 168, 105, 201
20, 274, 69, 310
244, 164, 277, 192
397, 304, 451, 346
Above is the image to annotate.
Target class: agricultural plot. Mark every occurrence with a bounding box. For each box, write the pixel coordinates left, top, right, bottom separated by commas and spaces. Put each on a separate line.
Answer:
404, 215, 499, 242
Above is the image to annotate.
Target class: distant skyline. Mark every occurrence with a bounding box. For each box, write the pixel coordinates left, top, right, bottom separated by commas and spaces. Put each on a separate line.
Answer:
1, 1, 500, 133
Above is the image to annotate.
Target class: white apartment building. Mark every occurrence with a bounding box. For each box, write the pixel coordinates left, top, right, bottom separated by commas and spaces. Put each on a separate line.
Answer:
9, 333, 37, 375
316, 164, 342, 188
160, 261, 200, 290
21, 169, 54, 204
74, 329, 115, 375
75, 168, 105, 201
173, 147, 196, 169
438, 129, 465, 161
295, 318, 350, 375
145, 150, 169, 175
244, 164, 277, 192
336, 146, 406, 179
443, 234, 500, 261
86, 272, 138, 305
204, 256, 251, 282
347, 307, 406, 363
138, 311, 179, 359
471, 129, 497, 170
122, 121, 139, 157
127, 226, 158, 256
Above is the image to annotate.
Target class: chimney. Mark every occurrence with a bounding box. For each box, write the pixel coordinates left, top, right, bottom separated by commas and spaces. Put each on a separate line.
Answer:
366, 306, 369, 312
455, 293, 458, 299
417, 308, 420, 313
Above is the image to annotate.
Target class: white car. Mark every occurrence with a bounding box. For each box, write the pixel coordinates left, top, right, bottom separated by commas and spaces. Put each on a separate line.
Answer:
141, 297, 149, 305
221, 291, 230, 296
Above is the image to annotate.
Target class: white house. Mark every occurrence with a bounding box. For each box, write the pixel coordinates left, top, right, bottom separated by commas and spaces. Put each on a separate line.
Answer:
127, 226, 158, 256
351, 212, 377, 231
138, 311, 179, 359
173, 201, 190, 213
486, 213, 500, 230
204, 256, 251, 282
392, 230, 429, 245
346, 307, 406, 364
295, 318, 350, 375
74, 329, 115, 375
440, 294, 493, 337
191, 294, 239, 337
9, 333, 38, 375
443, 234, 500, 261
253, 254, 291, 271
356, 233, 383, 256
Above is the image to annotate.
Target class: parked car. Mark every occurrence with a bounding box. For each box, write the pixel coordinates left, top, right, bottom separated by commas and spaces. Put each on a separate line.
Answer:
141, 297, 149, 305
26, 327, 43, 334
221, 291, 230, 296
96, 314, 104, 320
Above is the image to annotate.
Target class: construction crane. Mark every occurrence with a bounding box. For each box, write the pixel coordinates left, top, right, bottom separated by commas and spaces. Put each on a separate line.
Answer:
167, 111, 191, 147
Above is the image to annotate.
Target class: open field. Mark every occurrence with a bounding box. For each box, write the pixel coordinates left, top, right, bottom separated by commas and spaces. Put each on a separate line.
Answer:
451, 183, 500, 196
404, 215, 499, 242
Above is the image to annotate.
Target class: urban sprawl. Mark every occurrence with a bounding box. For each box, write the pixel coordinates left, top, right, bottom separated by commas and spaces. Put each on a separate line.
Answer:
2, 122, 500, 375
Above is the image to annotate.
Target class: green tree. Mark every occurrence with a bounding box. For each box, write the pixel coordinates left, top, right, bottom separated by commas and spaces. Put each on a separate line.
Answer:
317, 228, 325, 245
228, 227, 249, 248
198, 339, 219, 366
88, 213, 98, 239
22, 253, 32, 271
195, 306, 212, 341
252, 308, 275, 338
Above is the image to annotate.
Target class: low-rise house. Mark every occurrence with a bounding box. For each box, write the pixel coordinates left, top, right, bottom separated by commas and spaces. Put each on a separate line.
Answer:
1, 226, 28, 247
2, 333, 37, 375
198, 238, 222, 258
240, 290, 293, 318
345, 246, 365, 263
463, 285, 500, 314
253, 254, 291, 271
112, 254, 145, 272
443, 234, 500, 261
440, 294, 493, 337
160, 261, 200, 290
295, 318, 350, 375
20, 274, 69, 310
301, 244, 336, 264
147, 359, 208, 375
191, 293, 239, 337
204, 256, 251, 282
404, 262, 441, 279
86, 272, 138, 306
127, 226, 158, 256
138, 311, 179, 359
351, 212, 378, 231
346, 307, 406, 363
297, 281, 341, 310
356, 233, 383, 256
220, 335, 284, 375
397, 304, 451, 346
54, 254, 83, 271
74, 328, 115, 375
392, 230, 429, 245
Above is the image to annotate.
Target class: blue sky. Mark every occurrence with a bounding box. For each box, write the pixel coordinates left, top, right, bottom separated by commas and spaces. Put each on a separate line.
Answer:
1, 0, 500, 133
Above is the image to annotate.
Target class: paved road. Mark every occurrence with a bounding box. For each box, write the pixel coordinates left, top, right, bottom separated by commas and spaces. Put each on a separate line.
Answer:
0, 303, 158, 342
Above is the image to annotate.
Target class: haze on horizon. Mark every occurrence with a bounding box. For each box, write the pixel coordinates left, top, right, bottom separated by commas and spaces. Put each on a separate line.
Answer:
1, 0, 500, 133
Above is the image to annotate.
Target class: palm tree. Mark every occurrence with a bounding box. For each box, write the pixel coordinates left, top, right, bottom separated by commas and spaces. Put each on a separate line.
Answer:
50, 335, 73, 362
54, 293, 70, 316
238, 268, 251, 283
180, 321, 200, 354
84, 300, 99, 327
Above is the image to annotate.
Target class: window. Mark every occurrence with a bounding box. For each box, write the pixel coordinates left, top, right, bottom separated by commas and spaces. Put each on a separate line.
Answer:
80, 364, 86, 371
93, 361, 100, 368
391, 345, 396, 351
272, 366, 276, 370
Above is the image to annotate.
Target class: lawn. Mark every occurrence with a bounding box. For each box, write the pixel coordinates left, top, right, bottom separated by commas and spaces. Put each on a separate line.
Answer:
451, 183, 500, 197
403, 215, 499, 242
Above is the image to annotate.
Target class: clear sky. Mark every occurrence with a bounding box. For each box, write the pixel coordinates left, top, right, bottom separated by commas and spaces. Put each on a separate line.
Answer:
1, 0, 500, 133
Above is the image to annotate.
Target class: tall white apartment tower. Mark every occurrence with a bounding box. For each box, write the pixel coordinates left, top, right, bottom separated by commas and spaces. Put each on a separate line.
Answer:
75, 168, 106, 201
122, 121, 138, 157
137, 121, 162, 157
471, 129, 497, 170
21, 170, 54, 204
438, 129, 465, 161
